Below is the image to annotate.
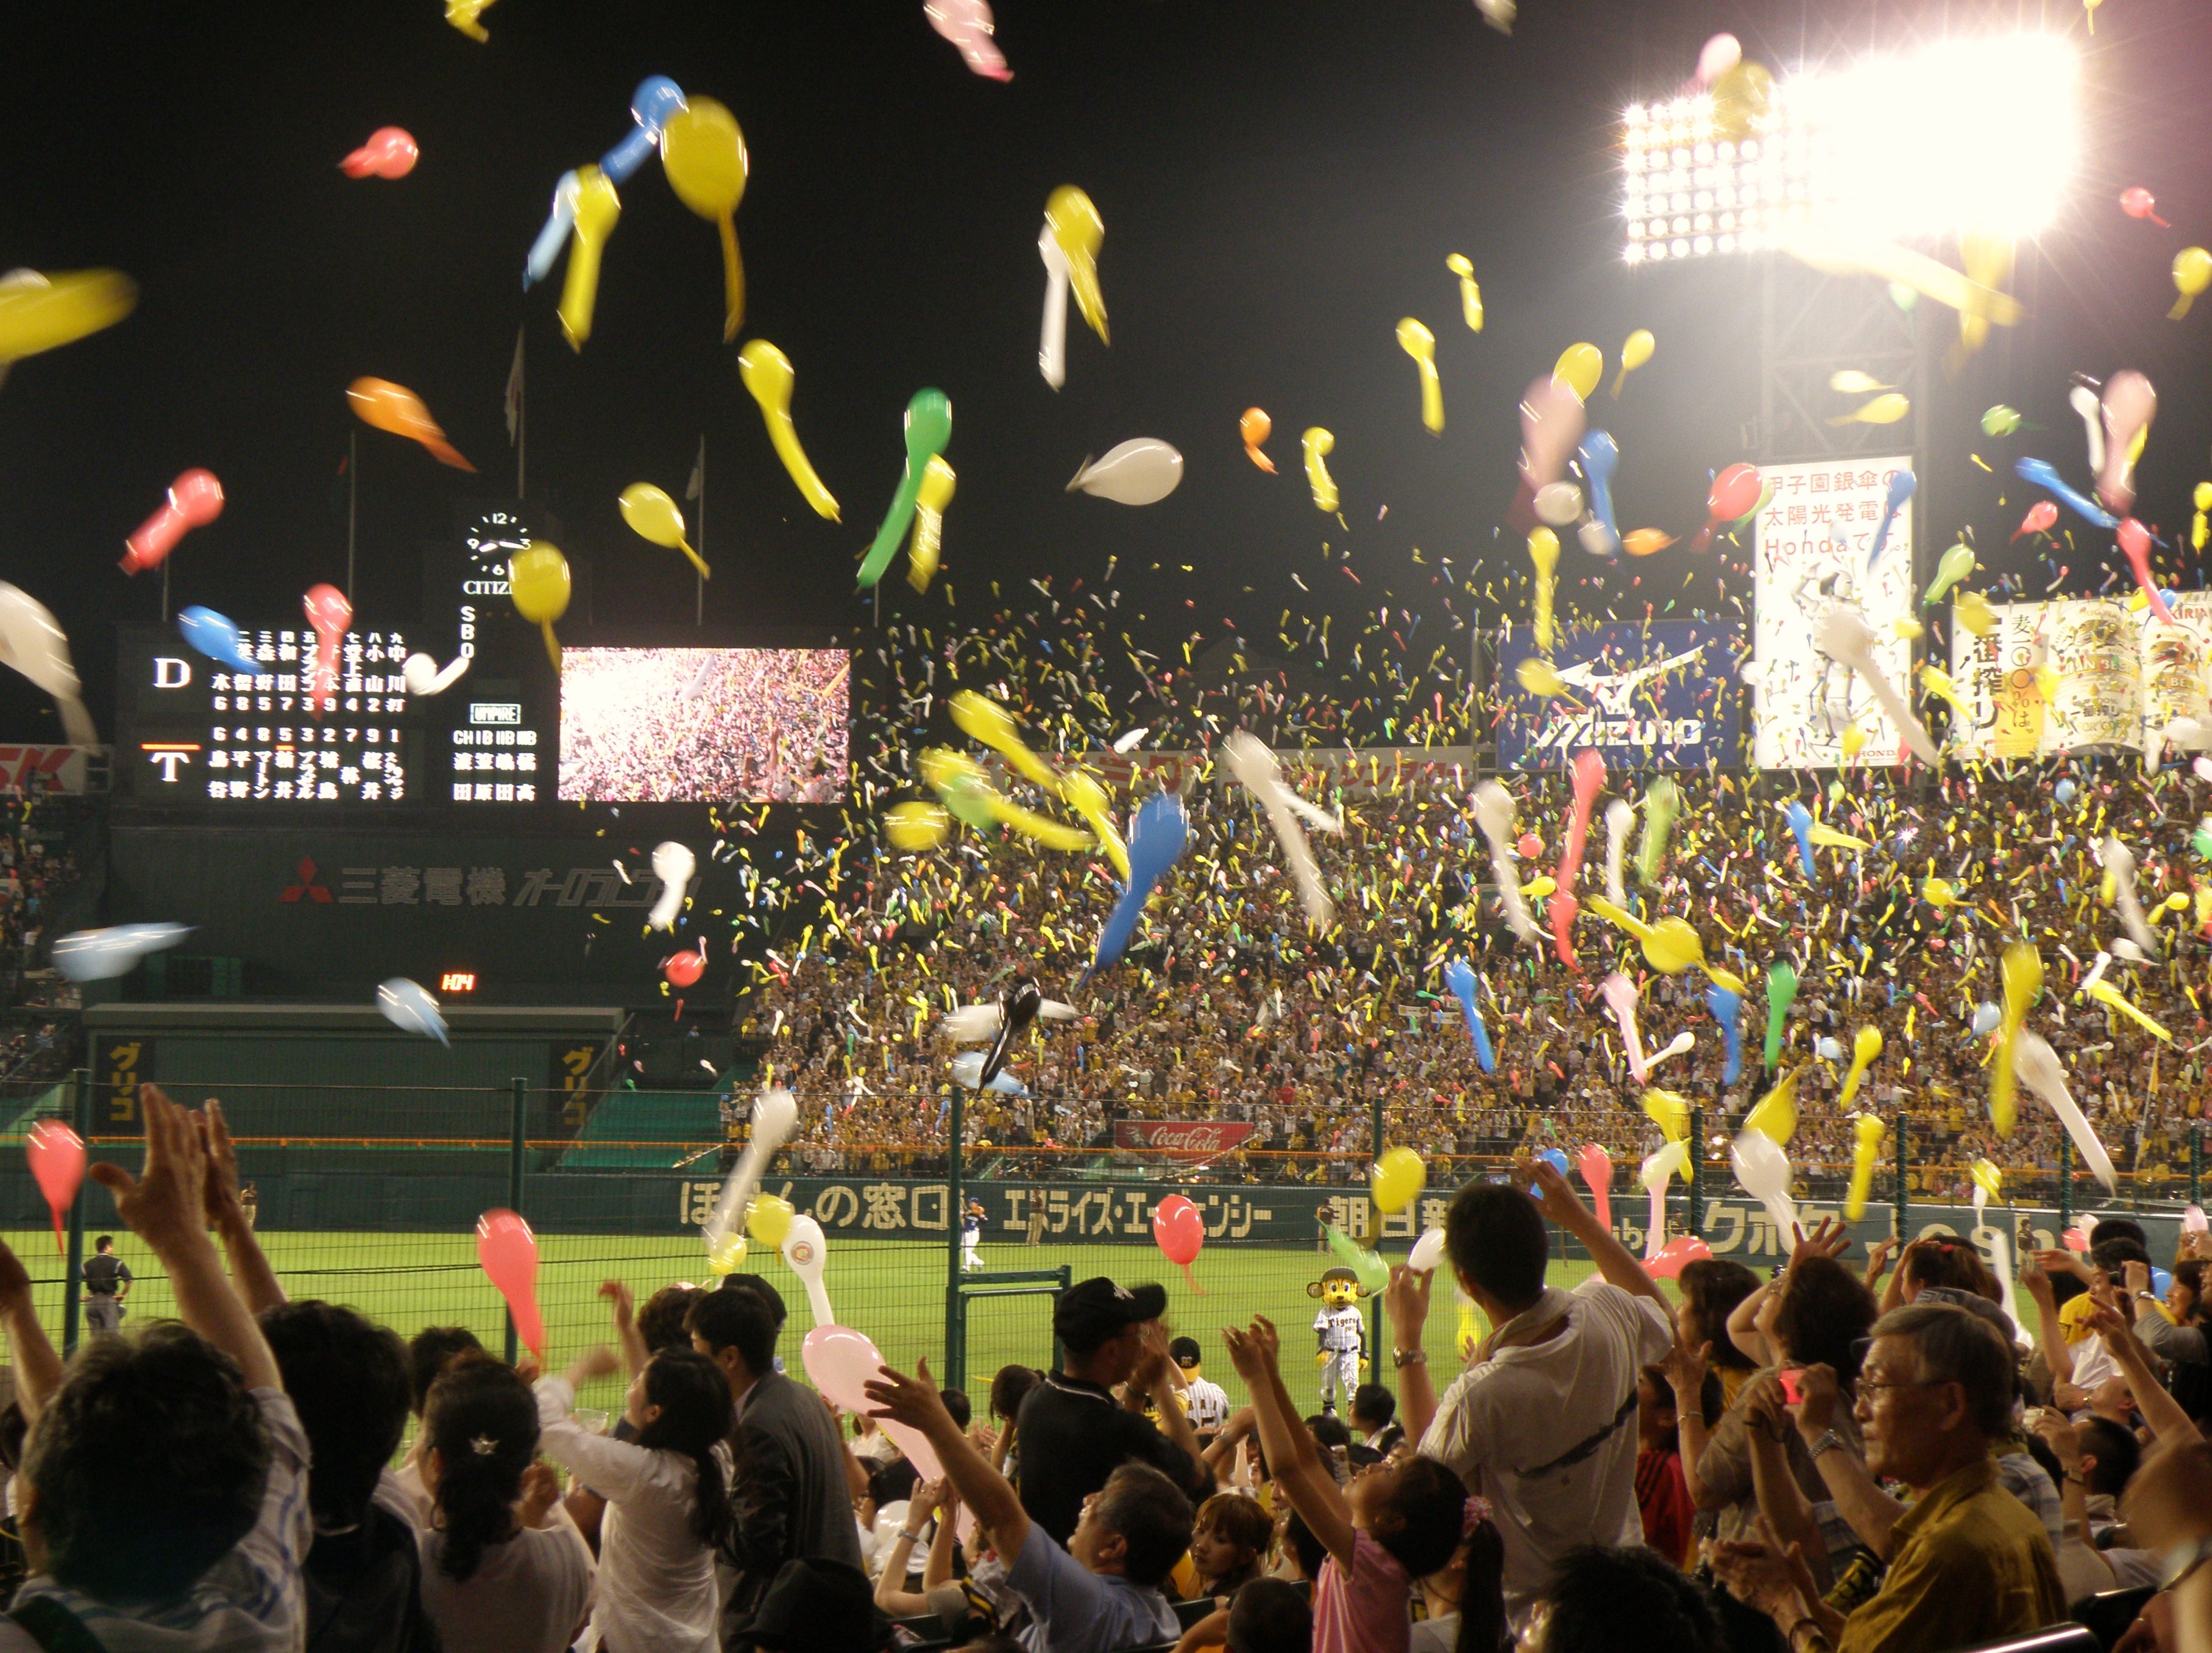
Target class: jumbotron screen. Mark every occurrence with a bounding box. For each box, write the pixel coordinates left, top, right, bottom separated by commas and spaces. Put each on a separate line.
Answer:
556, 647, 849, 803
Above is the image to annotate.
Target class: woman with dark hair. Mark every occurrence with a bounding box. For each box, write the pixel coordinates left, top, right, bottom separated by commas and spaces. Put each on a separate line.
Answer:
537, 1345, 736, 1653
987, 1363, 1043, 1478
1673, 1260, 1761, 1407
418, 1356, 594, 1652
1681, 1250, 1879, 1552
1882, 1234, 2004, 1312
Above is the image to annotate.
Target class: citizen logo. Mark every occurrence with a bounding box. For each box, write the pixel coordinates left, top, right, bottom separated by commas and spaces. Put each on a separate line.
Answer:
461, 580, 511, 595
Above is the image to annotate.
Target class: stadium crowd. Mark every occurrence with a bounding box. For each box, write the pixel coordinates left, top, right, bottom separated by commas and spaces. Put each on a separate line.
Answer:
734, 764, 2211, 1204
3, 1082, 2208, 1653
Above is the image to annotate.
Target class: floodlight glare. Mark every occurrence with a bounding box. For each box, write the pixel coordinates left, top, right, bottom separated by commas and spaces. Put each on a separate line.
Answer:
1621, 32, 2079, 264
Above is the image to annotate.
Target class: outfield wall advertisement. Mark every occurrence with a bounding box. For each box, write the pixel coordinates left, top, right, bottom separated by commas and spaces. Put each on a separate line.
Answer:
1495, 619, 1741, 770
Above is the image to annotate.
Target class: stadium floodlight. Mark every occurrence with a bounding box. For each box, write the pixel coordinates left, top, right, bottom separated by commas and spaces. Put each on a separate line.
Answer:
1621, 32, 2080, 265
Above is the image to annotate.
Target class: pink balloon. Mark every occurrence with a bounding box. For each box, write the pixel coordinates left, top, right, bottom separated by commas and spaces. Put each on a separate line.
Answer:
1647, 1235, 1712, 1280
1518, 376, 1586, 493
804, 1324, 945, 1481
341, 127, 419, 180
475, 1208, 545, 1360
2119, 187, 2170, 227
1152, 1194, 1205, 1293
1550, 750, 1605, 967
1515, 831, 1543, 860
2061, 1228, 2089, 1253
1576, 1143, 1614, 1234
1695, 32, 1742, 85
2012, 501, 2058, 541
2185, 1204, 2208, 1234
304, 584, 351, 716
923, 0, 1012, 80
2115, 519, 2174, 624
26, 1121, 84, 1256
120, 469, 224, 575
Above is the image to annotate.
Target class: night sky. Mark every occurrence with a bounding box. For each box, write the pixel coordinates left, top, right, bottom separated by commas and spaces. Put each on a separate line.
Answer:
4, 0, 2211, 744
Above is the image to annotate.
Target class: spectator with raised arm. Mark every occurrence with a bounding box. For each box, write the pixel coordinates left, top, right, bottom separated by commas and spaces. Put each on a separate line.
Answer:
1387, 1155, 1671, 1629
0, 1084, 309, 1653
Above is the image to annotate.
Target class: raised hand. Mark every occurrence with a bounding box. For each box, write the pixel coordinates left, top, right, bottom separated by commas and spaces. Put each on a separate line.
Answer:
89, 1086, 208, 1258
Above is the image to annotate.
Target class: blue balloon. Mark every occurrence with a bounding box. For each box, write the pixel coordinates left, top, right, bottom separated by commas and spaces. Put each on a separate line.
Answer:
2014, 458, 2118, 530
2154, 1267, 2174, 1297
2055, 779, 2077, 805
1577, 431, 1620, 544
599, 76, 687, 184
1784, 800, 1815, 878
1444, 958, 1495, 1073
523, 171, 581, 290
177, 606, 259, 674
1707, 983, 1743, 1086
1087, 792, 1189, 977
1865, 469, 1915, 574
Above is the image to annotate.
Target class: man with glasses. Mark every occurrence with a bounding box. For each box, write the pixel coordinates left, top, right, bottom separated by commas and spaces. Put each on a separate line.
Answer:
1712, 1303, 2066, 1653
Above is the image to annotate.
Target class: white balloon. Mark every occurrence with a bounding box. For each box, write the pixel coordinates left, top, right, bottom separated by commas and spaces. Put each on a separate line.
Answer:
782, 1214, 835, 1328
1971, 1001, 2000, 1037
401, 651, 470, 697
1730, 1128, 1798, 1243
1038, 226, 1070, 389
1409, 1227, 1448, 1273
1696, 32, 1741, 84
1534, 482, 1584, 527
376, 978, 449, 1046
0, 585, 96, 745
1068, 439, 1185, 506
52, 923, 192, 983
648, 841, 695, 931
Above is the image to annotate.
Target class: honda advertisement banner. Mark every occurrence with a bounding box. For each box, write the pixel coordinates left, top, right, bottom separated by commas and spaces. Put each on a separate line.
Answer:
1496, 619, 1742, 769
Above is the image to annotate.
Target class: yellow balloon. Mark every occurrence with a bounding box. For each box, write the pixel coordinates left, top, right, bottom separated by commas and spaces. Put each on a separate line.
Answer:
1954, 591, 1996, 636
1515, 658, 1567, 698
2176, 247, 2212, 296
885, 801, 949, 850
1060, 770, 1131, 880
660, 98, 749, 340
1923, 876, 1957, 907
1845, 1113, 1886, 1219
949, 690, 1057, 790
1642, 1088, 1690, 1143
1397, 318, 1442, 433
908, 457, 955, 592
1553, 342, 1603, 404
1610, 329, 1654, 395
745, 1193, 795, 1248
1835, 1025, 1883, 1112
619, 483, 710, 580
508, 542, 571, 670
1529, 527, 1559, 650
1969, 1158, 2003, 1200
1745, 1065, 1801, 1146
558, 166, 622, 351
1523, 875, 1558, 902
1829, 392, 1909, 425
1445, 253, 1483, 332
1371, 1146, 1426, 1214
706, 1231, 746, 1276
737, 340, 840, 522
1643, 918, 1705, 974
1302, 428, 1339, 513
1046, 186, 1107, 343
0, 269, 138, 365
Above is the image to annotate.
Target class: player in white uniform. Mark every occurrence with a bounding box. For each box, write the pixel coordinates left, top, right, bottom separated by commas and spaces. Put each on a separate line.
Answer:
1168, 1337, 1231, 1439
960, 1198, 985, 1271
1307, 1265, 1369, 1415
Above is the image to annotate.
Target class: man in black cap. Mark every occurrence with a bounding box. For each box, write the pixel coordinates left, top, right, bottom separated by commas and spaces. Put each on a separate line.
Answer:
1012, 1276, 1206, 1545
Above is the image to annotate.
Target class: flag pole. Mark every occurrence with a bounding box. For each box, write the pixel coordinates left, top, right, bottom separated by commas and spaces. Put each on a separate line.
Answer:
693, 433, 706, 627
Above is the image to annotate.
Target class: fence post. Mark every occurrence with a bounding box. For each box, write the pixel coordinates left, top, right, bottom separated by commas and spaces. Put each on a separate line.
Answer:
1891, 1110, 1909, 1245
2058, 1133, 2074, 1233
506, 1078, 526, 1367
1369, 1090, 1384, 1360
1687, 1106, 1703, 1239
62, 1068, 89, 1356
945, 1084, 965, 1393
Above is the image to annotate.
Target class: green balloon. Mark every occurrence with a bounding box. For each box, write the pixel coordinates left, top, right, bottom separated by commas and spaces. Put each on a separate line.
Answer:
858, 389, 952, 589
1324, 1225, 1389, 1295
1764, 961, 1798, 1072
1636, 778, 1680, 886
1980, 405, 2021, 438
2193, 829, 2212, 860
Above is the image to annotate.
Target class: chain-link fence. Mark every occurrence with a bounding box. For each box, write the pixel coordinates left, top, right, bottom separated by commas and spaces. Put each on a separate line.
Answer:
10, 1070, 2202, 1425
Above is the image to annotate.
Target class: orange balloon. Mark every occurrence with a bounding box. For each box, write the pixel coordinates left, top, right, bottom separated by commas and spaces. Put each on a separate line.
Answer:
1240, 407, 1276, 473
1622, 528, 1676, 556
346, 377, 475, 472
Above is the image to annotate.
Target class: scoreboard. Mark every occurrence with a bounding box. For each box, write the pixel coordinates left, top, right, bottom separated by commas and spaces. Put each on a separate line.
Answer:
122, 625, 422, 804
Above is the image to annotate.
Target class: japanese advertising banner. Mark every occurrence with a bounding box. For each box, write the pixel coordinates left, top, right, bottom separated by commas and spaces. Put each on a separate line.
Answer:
1495, 619, 1742, 769
1751, 454, 1916, 768
1945, 592, 2212, 759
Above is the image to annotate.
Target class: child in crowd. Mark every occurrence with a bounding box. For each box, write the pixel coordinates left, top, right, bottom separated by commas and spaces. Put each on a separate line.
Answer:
1190, 1491, 1273, 1597
1223, 1316, 1466, 1653
1633, 1365, 1695, 1569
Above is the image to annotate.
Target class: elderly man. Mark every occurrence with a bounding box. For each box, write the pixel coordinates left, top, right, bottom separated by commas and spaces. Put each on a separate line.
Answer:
1715, 1303, 2066, 1653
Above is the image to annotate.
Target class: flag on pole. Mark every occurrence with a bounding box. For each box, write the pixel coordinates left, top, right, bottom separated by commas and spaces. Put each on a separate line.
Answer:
686, 434, 704, 501
504, 328, 525, 444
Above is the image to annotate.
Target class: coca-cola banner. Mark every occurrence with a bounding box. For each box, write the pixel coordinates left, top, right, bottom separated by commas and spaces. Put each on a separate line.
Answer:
1112, 1120, 1255, 1157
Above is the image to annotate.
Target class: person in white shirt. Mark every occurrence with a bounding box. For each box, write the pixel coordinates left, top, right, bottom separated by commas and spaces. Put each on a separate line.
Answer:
536, 1344, 735, 1653
1168, 1338, 1231, 1440
1387, 1156, 1674, 1629
418, 1355, 594, 1653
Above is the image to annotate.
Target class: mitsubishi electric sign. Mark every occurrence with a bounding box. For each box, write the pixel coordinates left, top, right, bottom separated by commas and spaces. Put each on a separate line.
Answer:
1496, 619, 1742, 769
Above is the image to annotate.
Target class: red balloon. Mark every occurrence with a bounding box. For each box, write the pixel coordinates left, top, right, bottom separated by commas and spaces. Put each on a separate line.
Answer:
475, 1208, 546, 1360
1152, 1194, 1205, 1292
2012, 501, 2058, 541
304, 584, 351, 716
1647, 1234, 1712, 1280
2116, 517, 2173, 624
341, 127, 420, 180
1514, 831, 1543, 860
664, 948, 706, 987
26, 1120, 85, 1256
2119, 187, 2170, 227
120, 468, 225, 575
1708, 463, 1762, 522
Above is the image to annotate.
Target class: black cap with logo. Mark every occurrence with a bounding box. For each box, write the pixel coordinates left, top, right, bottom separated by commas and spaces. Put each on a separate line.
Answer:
1054, 1276, 1168, 1353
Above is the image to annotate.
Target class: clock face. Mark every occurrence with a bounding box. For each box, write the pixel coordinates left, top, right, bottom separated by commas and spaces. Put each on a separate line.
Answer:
462, 509, 531, 585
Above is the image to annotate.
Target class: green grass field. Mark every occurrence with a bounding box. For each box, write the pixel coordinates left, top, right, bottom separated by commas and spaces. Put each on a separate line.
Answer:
9, 1228, 2046, 1422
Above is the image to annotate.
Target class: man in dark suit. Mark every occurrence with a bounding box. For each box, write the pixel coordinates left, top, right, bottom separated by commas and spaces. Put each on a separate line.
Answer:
687, 1285, 863, 1643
